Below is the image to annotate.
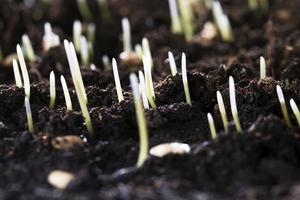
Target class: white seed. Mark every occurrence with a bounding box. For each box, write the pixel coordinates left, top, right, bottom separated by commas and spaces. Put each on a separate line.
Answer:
149, 142, 190, 158
48, 170, 75, 189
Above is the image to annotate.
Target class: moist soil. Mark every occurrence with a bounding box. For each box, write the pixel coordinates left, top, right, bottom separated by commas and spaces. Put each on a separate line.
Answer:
1, 0, 300, 199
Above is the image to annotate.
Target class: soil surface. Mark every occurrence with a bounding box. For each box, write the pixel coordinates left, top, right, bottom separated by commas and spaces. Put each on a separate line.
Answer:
1, 0, 300, 199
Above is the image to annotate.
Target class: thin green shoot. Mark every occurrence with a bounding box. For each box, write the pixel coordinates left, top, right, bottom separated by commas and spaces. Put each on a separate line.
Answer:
77, 0, 93, 21
22, 34, 36, 62
229, 76, 242, 132
73, 21, 82, 52
134, 44, 143, 60
112, 58, 124, 102
17, 44, 30, 98
168, 51, 177, 76
25, 96, 34, 134
80, 36, 89, 67
12, 59, 23, 88
122, 18, 132, 54
97, 0, 111, 21
87, 23, 96, 44
64, 40, 93, 136
260, 56, 266, 79
177, 0, 194, 41
102, 55, 111, 70
130, 73, 149, 167
142, 38, 153, 69
66, 41, 87, 103
60, 75, 73, 111
181, 53, 192, 106
43, 22, 60, 51
216, 91, 229, 132
168, 0, 183, 34
138, 71, 149, 109
49, 71, 56, 110
290, 99, 300, 126
143, 55, 156, 108
212, 1, 234, 42
207, 113, 217, 139
276, 85, 292, 127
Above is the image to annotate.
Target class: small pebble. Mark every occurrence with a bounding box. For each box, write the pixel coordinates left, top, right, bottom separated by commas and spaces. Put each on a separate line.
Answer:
51, 135, 84, 150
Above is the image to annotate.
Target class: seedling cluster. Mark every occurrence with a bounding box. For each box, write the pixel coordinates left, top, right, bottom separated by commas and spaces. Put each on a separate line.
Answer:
9, 4, 300, 173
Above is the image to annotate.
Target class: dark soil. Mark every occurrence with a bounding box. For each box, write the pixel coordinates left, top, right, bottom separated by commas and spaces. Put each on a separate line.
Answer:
1, 0, 300, 199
